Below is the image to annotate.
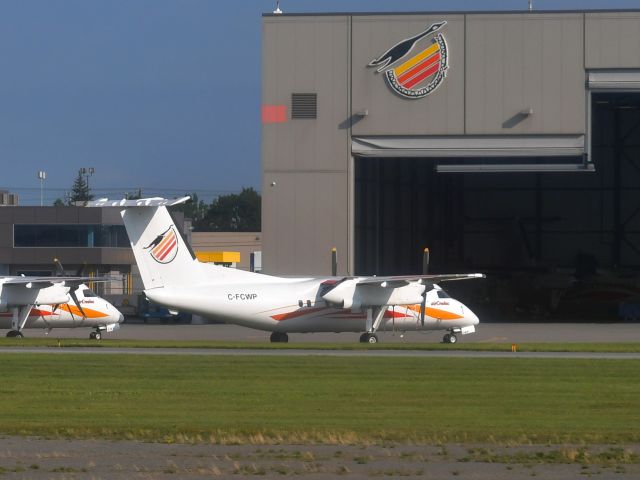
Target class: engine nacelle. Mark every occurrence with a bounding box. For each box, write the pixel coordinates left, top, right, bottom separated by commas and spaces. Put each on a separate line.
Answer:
323, 279, 425, 309
1, 284, 70, 307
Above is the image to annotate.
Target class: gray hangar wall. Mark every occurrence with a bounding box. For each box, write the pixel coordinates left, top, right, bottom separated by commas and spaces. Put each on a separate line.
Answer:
261, 10, 640, 276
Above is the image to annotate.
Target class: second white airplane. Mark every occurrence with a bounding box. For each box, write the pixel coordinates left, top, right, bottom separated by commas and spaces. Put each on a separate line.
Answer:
91, 197, 484, 344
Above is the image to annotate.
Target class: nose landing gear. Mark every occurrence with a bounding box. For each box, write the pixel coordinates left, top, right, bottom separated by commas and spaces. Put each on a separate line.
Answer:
443, 333, 457, 344
359, 333, 378, 344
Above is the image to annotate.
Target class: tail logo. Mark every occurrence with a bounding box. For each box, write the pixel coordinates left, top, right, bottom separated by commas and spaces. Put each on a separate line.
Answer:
144, 226, 179, 264
368, 21, 449, 99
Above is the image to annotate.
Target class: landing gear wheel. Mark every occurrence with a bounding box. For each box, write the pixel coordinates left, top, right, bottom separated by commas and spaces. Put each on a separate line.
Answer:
6, 330, 23, 338
89, 332, 96, 339
270, 332, 289, 343
448, 334, 457, 344
443, 333, 451, 344
361, 333, 378, 344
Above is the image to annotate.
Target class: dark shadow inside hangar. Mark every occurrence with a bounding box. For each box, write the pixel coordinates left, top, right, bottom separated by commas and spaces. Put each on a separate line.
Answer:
355, 92, 640, 320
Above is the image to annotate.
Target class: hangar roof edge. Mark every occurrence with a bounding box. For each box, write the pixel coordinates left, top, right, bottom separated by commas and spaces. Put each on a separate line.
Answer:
262, 9, 640, 18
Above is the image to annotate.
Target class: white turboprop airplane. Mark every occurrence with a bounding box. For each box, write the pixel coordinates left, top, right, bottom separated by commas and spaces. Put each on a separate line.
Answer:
90, 197, 484, 344
0, 276, 124, 339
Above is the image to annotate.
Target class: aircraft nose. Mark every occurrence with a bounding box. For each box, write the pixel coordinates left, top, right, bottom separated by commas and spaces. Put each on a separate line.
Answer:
466, 306, 480, 325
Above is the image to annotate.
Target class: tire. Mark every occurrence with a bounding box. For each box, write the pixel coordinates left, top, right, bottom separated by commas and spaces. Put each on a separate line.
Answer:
449, 334, 457, 344
7, 330, 22, 338
367, 334, 378, 344
270, 332, 288, 343
443, 333, 451, 344
94, 332, 102, 340
89, 332, 96, 339
359, 333, 368, 343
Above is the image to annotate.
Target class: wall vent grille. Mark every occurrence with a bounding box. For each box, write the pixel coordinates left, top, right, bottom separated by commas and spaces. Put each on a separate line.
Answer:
291, 93, 317, 119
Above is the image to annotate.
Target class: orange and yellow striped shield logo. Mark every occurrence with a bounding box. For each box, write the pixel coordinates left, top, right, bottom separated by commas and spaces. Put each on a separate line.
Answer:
144, 226, 179, 264
368, 21, 449, 99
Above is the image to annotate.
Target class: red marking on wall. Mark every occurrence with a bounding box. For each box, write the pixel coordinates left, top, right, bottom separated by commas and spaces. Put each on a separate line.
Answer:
262, 105, 287, 124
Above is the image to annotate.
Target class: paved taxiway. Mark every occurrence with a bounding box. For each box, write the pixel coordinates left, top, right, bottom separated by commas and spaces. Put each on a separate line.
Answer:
5, 321, 640, 343
0, 347, 639, 359
0, 322, 639, 358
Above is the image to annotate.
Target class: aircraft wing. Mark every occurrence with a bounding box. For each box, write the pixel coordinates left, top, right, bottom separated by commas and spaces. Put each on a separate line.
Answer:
355, 273, 485, 288
2, 276, 117, 287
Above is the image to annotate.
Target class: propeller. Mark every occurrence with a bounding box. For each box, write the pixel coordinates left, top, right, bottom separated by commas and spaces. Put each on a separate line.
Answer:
422, 247, 430, 274
51, 258, 64, 313
52, 258, 87, 319
69, 287, 87, 319
331, 247, 338, 276
420, 287, 427, 327
421, 247, 431, 327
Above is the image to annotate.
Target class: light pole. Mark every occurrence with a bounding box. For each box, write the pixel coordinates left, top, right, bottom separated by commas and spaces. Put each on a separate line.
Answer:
37, 171, 46, 206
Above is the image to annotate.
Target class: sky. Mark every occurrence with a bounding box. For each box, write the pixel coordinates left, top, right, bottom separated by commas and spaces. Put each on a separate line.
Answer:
2, 0, 638, 205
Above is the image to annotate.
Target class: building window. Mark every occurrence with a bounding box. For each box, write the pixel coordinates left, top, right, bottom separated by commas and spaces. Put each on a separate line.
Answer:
291, 93, 317, 119
14, 225, 130, 248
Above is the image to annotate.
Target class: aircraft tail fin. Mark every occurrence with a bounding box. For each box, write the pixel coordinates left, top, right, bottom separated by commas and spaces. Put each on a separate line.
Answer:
89, 197, 260, 290
121, 204, 203, 290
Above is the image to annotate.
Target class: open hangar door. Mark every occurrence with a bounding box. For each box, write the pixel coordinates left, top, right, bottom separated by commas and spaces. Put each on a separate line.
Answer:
354, 94, 640, 321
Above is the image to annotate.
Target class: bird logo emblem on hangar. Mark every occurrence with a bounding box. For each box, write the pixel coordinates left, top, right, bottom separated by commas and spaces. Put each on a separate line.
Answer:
368, 21, 449, 99
144, 226, 179, 264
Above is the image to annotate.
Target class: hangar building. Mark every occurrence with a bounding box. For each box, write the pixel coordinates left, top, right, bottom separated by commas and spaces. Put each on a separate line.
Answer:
261, 9, 640, 318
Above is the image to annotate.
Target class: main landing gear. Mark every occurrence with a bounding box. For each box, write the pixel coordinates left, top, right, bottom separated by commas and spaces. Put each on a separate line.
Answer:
359, 333, 378, 344
443, 333, 458, 344
270, 332, 289, 343
89, 330, 102, 340
6, 330, 23, 338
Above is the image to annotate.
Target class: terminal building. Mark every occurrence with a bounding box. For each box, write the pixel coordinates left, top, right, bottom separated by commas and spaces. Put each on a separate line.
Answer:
261, 9, 640, 318
0, 205, 260, 317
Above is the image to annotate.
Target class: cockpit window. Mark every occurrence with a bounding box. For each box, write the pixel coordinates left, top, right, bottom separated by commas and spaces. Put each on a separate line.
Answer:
82, 289, 98, 298
437, 290, 451, 299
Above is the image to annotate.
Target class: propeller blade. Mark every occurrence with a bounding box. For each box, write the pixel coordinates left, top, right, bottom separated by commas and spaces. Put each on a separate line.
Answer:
75, 262, 87, 277
331, 247, 338, 276
422, 247, 430, 275
53, 258, 64, 276
69, 288, 87, 319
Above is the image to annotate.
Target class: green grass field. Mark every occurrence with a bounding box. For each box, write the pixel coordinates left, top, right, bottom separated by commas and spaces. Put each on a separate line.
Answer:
2, 337, 640, 352
0, 353, 639, 445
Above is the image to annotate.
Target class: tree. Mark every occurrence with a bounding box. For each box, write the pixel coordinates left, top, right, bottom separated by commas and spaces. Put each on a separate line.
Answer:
69, 169, 93, 204
196, 188, 261, 232
52, 198, 65, 206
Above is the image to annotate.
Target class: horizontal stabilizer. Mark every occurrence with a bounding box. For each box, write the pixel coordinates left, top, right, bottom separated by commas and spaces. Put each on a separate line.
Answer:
87, 197, 191, 208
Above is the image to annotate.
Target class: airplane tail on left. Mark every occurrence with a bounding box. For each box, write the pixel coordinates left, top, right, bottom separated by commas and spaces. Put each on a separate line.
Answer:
89, 197, 259, 291
120, 203, 202, 290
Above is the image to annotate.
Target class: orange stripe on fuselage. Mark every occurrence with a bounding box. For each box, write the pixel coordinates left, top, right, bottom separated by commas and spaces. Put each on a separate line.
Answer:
271, 307, 327, 321
406, 304, 463, 320
58, 304, 109, 318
